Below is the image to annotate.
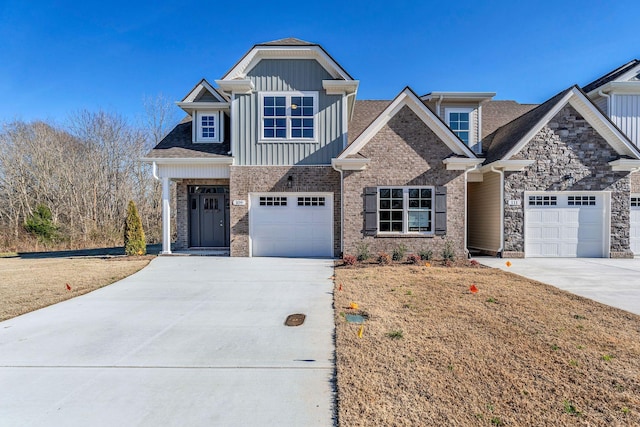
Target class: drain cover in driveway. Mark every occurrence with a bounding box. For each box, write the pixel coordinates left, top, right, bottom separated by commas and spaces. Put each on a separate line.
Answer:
285, 313, 306, 326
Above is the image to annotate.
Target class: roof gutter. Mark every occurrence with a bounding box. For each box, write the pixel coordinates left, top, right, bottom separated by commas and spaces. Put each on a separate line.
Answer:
598, 89, 611, 116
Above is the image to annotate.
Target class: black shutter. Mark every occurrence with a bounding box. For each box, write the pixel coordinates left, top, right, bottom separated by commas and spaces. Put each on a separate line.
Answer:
435, 186, 447, 236
364, 187, 377, 236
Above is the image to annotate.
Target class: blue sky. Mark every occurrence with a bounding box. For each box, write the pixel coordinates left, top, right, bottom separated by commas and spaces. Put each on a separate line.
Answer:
1, 0, 638, 126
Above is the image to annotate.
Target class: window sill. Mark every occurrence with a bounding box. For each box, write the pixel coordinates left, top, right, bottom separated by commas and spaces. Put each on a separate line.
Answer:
194, 140, 223, 144
258, 139, 319, 144
374, 233, 435, 238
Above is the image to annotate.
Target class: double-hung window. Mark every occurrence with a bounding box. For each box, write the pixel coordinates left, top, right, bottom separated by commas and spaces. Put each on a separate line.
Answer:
261, 92, 317, 141
194, 111, 223, 143
378, 187, 433, 234
445, 108, 472, 145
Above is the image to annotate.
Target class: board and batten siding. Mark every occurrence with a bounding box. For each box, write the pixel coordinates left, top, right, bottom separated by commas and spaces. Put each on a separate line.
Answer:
234, 59, 344, 165
468, 171, 501, 253
612, 94, 640, 145
592, 95, 608, 115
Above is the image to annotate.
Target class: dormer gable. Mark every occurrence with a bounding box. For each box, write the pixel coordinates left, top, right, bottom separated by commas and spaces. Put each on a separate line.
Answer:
176, 78, 230, 144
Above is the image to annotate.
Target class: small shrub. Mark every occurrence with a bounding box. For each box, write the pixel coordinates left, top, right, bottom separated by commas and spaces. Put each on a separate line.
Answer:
407, 253, 421, 264
563, 400, 581, 416
470, 259, 479, 266
355, 242, 371, 262
124, 200, 146, 256
418, 248, 433, 260
342, 254, 357, 266
392, 243, 407, 261
602, 354, 614, 362
377, 252, 391, 265
441, 240, 455, 262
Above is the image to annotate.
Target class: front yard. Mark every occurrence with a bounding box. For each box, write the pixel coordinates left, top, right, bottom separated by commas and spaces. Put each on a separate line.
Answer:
334, 262, 640, 426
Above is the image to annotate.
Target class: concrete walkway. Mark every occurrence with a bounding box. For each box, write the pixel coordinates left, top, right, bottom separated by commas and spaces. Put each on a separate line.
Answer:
0, 257, 336, 427
477, 257, 640, 316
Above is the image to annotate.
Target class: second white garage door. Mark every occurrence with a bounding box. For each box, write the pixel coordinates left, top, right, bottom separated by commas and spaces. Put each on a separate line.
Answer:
525, 192, 607, 257
250, 193, 333, 257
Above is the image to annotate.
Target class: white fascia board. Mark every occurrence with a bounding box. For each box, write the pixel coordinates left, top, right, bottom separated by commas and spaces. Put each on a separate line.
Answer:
215, 79, 254, 94
479, 160, 535, 172
421, 92, 496, 102
323, 80, 359, 95
182, 79, 226, 103
442, 157, 484, 170
339, 89, 476, 159
222, 46, 352, 81
141, 157, 235, 165
599, 81, 640, 94
586, 64, 640, 96
331, 158, 370, 171
176, 101, 230, 115
609, 159, 640, 171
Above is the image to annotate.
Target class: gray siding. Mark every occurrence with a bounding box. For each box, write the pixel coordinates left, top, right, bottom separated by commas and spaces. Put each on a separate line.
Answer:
235, 59, 344, 165
612, 94, 640, 145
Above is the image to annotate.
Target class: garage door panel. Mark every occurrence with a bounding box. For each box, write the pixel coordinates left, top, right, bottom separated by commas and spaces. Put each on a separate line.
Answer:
250, 194, 333, 257
630, 202, 640, 255
525, 193, 605, 258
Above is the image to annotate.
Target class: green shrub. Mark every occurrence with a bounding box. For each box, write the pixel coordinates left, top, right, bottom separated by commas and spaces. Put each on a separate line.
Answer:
392, 243, 407, 261
124, 200, 146, 256
24, 204, 58, 243
418, 248, 433, 260
355, 242, 371, 261
441, 240, 455, 262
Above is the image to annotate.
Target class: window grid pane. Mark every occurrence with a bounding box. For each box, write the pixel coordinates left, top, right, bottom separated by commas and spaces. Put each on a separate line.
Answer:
259, 196, 287, 206
528, 195, 557, 206
408, 188, 432, 232
632, 197, 640, 207
263, 96, 287, 139
568, 195, 596, 206
379, 188, 403, 232
201, 115, 216, 139
297, 196, 325, 206
449, 112, 470, 144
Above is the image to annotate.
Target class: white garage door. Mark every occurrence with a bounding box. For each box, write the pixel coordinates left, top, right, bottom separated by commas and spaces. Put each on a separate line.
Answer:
630, 196, 640, 256
525, 192, 606, 257
250, 193, 333, 257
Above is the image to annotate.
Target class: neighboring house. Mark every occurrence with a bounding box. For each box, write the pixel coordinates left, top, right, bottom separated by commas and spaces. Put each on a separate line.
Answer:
143, 40, 640, 259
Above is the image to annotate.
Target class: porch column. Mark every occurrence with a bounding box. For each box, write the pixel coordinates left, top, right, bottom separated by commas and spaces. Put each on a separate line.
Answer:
161, 177, 171, 254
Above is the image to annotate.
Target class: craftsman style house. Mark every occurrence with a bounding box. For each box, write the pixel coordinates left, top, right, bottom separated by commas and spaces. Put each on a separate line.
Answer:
144, 39, 640, 258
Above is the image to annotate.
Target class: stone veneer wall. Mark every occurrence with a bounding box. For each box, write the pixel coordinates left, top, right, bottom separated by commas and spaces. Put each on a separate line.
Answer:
229, 166, 341, 257
342, 106, 467, 258
174, 179, 230, 250
504, 105, 632, 258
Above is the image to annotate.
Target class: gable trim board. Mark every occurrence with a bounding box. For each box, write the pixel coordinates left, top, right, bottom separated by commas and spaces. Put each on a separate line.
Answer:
181, 79, 228, 103
499, 86, 640, 162
338, 87, 478, 160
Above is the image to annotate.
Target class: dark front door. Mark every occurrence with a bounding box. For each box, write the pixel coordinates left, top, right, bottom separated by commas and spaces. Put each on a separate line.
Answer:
189, 187, 229, 247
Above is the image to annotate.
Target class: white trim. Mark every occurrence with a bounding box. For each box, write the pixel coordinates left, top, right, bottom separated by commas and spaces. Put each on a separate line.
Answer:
609, 159, 640, 171
338, 88, 477, 159
586, 63, 640, 96
222, 46, 352, 81
502, 87, 640, 160
322, 80, 359, 95
193, 111, 224, 143
598, 81, 640, 95
445, 107, 473, 147
442, 157, 484, 170
331, 158, 370, 171
215, 79, 254, 94
176, 102, 230, 115
258, 91, 319, 143
421, 92, 495, 102
376, 186, 435, 235
182, 79, 227, 103
479, 160, 535, 172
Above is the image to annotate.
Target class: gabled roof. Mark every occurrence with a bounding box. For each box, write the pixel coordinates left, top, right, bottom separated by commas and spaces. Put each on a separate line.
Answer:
484, 85, 640, 164
181, 78, 228, 103
481, 100, 538, 139
348, 100, 391, 145
144, 117, 231, 160
220, 38, 353, 81
582, 59, 640, 94
339, 87, 477, 159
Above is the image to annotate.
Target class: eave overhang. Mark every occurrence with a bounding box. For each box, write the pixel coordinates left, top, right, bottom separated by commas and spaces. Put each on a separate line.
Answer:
215, 79, 255, 94
442, 157, 485, 170
609, 159, 640, 172
593, 81, 640, 95
176, 102, 230, 115
421, 92, 496, 103
322, 80, 359, 95
331, 158, 370, 171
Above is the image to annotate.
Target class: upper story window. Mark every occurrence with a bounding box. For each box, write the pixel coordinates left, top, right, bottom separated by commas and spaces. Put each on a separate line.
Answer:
260, 92, 318, 142
194, 111, 223, 143
445, 108, 472, 145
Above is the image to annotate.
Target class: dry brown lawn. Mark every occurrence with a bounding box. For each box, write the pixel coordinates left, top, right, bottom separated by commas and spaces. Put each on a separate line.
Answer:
0, 256, 152, 321
335, 262, 640, 426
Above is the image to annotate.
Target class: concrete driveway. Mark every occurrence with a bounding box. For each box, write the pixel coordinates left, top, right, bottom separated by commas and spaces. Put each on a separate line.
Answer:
478, 257, 640, 316
0, 257, 336, 426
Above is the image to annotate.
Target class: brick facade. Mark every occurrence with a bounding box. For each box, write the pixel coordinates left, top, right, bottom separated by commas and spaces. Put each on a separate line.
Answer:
504, 106, 632, 258
229, 166, 341, 257
174, 178, 230, 250
342, 106, 468, 259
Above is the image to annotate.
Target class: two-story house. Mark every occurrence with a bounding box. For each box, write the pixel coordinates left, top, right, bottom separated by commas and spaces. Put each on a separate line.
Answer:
144, 39, 640, 259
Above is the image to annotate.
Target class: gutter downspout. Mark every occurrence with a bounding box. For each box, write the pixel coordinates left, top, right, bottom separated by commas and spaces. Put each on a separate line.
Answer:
598, 89, 611, 116
491, 166, 504, 257
331, 162, 344, 256
463, 165, 479, 258
436, 95, 444, 117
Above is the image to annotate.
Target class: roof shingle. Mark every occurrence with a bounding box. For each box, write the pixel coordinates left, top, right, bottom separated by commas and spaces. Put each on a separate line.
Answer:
145, 117, 231, 159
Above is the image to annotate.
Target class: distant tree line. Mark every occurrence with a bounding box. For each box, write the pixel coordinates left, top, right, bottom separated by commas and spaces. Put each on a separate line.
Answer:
0, 95, 178, 252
